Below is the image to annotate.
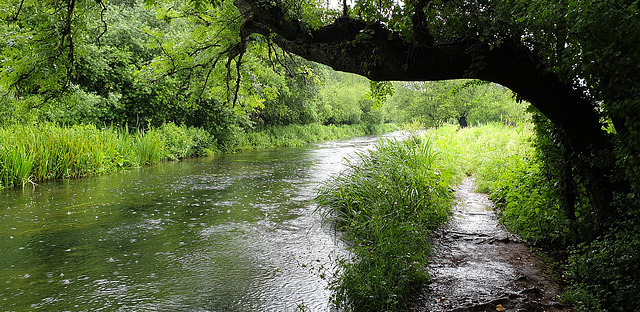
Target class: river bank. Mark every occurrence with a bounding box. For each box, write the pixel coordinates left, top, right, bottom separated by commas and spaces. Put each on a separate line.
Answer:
0, 133, 405, 311
0, 122, 397, 189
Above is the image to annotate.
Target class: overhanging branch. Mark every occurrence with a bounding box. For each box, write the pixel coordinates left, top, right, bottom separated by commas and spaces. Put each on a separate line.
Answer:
234, 0, 608, 152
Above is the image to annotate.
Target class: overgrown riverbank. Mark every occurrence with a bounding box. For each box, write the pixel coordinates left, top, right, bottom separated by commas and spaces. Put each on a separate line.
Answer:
0, 122, 396, 189
315, 123, 534, 311
318, 122, 639, 311
316, 134, 454, 311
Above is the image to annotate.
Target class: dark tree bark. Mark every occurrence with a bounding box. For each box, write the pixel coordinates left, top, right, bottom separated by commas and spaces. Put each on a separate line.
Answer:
235, 0, 618, 215
561, 145, 577, 221
458, 116, 468, 128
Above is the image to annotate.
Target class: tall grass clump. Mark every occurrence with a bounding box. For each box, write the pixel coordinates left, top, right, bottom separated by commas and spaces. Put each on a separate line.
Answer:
0, 124, 132, 187
0, 123, 217, 189
316, 135, 452, 311
130, 129, 164, 166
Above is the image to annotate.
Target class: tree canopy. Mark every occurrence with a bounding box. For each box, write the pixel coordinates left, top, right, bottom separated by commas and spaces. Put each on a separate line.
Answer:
233, 0, 640, 214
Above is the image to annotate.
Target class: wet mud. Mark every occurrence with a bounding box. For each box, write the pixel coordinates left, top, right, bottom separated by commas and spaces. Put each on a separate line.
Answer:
415, 178, 569, 312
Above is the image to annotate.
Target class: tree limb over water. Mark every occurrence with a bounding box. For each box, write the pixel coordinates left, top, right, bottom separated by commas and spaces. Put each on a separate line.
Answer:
235, 0, 605, 152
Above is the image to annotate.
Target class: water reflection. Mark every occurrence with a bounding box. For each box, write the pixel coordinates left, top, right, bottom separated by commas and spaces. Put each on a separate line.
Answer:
0, 132, 404, 311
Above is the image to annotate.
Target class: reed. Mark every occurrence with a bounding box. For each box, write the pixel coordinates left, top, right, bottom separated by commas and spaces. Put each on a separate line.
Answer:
0, 122, 391, 189
316, 136, 452, 311
0, 123, 201, 188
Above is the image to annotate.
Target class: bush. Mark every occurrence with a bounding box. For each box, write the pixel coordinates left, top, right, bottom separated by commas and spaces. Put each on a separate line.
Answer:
151, 123, 216, 159
563, 221, 640, 312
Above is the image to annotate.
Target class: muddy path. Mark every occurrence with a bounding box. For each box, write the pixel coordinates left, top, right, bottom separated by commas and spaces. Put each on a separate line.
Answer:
414, 178, 569, 312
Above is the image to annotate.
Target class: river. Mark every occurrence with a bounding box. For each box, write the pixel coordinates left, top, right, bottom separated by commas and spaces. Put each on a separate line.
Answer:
0, 133, 404, 311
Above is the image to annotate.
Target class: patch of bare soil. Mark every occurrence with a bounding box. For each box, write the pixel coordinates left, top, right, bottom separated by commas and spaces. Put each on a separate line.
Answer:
413, 178, 570, 312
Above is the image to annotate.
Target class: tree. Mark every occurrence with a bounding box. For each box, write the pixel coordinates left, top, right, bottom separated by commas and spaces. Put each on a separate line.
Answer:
442, 80, 489, 128
386, 80, 527, 127
234, 0, 640, 218
0, 0, 103, 109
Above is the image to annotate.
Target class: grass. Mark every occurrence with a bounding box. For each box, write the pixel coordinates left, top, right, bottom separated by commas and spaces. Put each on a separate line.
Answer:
0, 123, 216, 189
316, 122, 534, 311
316, 135, 453, 311
236, 123, 399, 151
0, 122, 398, 189
423, 123, 640, 312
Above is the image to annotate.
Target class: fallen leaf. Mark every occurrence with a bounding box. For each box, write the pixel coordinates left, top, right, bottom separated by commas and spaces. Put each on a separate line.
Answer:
496, 304, 506, 311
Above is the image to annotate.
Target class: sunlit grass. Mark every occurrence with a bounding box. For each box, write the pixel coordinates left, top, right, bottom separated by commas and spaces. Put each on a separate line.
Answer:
424, 123, 534, 191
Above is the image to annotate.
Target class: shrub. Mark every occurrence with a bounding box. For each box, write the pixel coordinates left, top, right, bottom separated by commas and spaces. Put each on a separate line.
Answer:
151, 123, 216, 159
563, 220, 640, 312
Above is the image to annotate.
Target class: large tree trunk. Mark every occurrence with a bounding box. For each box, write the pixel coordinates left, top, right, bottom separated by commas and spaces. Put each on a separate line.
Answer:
235, 0, 618, 215
458, 116, 468, 128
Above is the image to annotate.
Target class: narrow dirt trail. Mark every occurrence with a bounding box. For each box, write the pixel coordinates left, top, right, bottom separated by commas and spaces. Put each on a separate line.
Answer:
415, 178, 569, 312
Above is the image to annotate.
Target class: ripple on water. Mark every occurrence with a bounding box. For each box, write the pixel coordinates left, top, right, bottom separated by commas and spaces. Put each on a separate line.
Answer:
0, 133, 401, 311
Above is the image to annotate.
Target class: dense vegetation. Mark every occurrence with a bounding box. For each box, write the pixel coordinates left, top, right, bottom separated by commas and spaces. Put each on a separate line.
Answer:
319, 120, 639, 311
231, 0, 640, 310
316, 135, 453, 311
0, 123, 211, 188
0, 0, 521, 189
317, 123, 533, 311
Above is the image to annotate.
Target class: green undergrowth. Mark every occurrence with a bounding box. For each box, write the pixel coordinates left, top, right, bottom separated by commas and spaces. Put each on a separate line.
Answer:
424, 123, 534, 190
316, 123, 534, 311
316, 135, 453, 311
0, 123, 215, 189
235, 123, 398, 151
424, 124, 640, 311
1, 122, 398, 190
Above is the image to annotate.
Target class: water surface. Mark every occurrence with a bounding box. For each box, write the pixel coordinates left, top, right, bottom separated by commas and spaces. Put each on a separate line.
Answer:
1, 133, 403, 311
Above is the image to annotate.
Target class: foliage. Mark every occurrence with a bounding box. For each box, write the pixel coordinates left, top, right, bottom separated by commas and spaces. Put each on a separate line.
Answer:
1, 0, 638, 309
0, 122, 399, 190
235, 123, 397, 151
316, 69, 370, 126
0, 0, 395, 152
435, 120, 640, 310
422, 122, 594, 244
0, 124, 136, 189
424, 120, 598, 247
151, 122, 216, 159
358, 98, 384, 134
385, 80, 528, 127
0, 0, 102, 98
562, 219, 640, 312
490, 160, 580, 246
0, 123, 216, 189
419, 123, 533, 189
384, 81, 448, 127
316, 136, 452, 311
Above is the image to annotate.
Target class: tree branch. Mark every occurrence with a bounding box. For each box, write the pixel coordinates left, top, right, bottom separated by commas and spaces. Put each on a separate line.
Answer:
235, 0, 608, 153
